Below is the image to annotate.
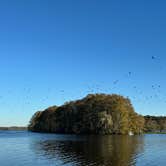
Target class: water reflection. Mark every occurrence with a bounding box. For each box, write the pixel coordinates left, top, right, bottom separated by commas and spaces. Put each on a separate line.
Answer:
31, 135, 144, 166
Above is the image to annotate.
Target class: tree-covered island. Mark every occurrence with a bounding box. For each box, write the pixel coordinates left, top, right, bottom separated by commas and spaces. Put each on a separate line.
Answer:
28, 94, 145, 135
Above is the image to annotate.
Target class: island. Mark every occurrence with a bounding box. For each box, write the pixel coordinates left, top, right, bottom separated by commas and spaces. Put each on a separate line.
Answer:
28, 93, 166, 135
28, 94, 145, 134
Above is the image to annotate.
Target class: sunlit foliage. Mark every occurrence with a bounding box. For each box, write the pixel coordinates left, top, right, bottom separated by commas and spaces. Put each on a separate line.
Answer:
28, 94, 145, 135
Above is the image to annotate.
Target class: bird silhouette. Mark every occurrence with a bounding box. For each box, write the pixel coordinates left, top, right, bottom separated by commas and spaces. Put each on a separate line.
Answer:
113, 80, 119, 84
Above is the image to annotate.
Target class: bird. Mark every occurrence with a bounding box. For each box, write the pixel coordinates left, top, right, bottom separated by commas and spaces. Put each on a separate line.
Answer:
113, 80, 119, 84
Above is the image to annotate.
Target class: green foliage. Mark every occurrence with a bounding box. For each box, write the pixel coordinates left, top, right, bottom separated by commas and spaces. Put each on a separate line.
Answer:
28, 94, 145, 135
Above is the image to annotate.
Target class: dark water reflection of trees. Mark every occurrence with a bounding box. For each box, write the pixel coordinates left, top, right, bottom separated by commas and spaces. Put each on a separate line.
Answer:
31, 135, 144, 166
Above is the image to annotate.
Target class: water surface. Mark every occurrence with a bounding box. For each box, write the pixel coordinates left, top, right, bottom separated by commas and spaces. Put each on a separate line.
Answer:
0, 131, 165, 166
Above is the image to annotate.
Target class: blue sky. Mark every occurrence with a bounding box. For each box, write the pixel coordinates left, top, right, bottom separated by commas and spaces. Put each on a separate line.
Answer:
0, 0, 166, 126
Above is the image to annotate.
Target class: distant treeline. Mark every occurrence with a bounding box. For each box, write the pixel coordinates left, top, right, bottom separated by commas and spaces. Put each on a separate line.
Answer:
28, 94, 145, 135
144, 116, 166, 133
0, 126, 27, 131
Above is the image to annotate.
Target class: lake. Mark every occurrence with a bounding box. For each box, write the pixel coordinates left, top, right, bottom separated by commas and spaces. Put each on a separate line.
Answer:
0, 131, 165, 166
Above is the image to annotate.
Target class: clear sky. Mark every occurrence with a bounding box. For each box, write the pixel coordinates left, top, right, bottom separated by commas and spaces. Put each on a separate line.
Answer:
0, 0, 166, 126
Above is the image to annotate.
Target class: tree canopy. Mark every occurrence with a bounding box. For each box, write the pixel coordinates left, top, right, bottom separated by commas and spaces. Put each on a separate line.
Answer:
28, 94, 145, 135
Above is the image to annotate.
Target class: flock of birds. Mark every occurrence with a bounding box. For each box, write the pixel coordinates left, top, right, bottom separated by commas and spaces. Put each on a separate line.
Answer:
0, 55, 165, 109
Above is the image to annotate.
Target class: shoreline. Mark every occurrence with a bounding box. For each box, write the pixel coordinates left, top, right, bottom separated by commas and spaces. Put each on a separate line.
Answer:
0, 127, 27, 131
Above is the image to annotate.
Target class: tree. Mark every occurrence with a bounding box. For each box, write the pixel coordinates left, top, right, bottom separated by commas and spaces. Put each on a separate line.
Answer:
28, 94, 145, 135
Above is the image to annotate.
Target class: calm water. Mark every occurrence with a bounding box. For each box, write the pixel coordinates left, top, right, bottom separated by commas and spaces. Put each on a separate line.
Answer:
0, 131, 166, 166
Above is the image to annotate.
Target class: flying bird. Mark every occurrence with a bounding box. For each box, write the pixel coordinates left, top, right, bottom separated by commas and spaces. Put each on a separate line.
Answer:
152, 56, 156, 60
113, 80, 119, 84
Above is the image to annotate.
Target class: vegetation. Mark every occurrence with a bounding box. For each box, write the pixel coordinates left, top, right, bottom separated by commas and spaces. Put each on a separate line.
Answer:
144, 116, 166, 133
28, 94, 145, 135
0, 126, 27, 130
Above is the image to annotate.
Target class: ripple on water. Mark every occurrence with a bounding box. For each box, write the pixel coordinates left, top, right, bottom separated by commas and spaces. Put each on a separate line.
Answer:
0, 131, 166, 166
